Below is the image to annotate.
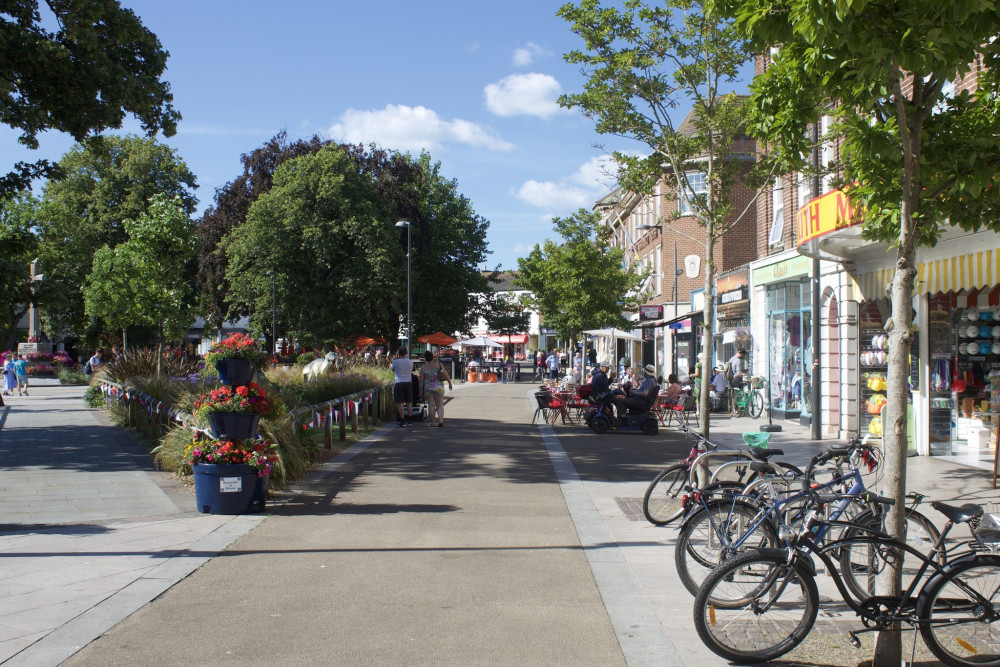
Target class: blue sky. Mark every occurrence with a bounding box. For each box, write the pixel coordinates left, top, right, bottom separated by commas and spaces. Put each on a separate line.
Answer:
3, 1, 708, 269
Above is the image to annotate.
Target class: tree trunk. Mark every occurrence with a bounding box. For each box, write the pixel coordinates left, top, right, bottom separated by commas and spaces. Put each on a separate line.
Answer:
156, 339, 163, 377
698, 238, 716, 438
873, 106, 922, 666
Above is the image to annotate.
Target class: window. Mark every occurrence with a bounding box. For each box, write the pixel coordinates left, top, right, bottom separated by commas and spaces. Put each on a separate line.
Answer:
768, 180, 784, 246
820, 115, 834, 193
678, 171, 707, 216
798, 171, 812, 208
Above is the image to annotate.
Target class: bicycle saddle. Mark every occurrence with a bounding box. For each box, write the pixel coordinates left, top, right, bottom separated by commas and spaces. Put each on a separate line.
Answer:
748, 447, 784, 461
931, 501, 984, 524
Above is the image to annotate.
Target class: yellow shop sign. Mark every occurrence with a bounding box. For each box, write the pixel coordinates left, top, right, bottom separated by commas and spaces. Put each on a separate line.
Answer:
796, 189, 864, 248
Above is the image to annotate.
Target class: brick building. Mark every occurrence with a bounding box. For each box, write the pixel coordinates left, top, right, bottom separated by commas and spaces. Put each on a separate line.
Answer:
596, 107, 760, 379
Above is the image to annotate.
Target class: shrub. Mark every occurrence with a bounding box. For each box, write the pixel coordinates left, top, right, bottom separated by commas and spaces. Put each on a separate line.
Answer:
84, 385, 105, 408
102, 347, 201, 381
296, 351, 318, 366
26, 364, 55, 375
58, 367, 90, 385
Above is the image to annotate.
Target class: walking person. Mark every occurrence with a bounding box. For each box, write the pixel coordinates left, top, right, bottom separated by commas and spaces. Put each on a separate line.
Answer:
13, 353, 28, 396
420, 351, 453, 427
2, 353, 15, 396
546, 349, 560, 380
391, 347, 414, 426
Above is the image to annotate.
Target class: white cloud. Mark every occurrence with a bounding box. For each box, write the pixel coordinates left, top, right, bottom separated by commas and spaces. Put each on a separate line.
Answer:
513, 180, 595, 210
328, 104, 513, 153
484, 73, 565, 118
513, 155, 623, 210
512, 42, 546, 66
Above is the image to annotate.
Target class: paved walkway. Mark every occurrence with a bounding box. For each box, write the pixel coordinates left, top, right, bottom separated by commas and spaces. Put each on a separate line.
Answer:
1, 380, 998, 665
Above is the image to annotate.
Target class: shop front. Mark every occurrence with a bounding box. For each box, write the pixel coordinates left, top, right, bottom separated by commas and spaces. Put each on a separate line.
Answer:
751, 253, 814, 423
715, 268, 751, 369
856, 243, 1000, 466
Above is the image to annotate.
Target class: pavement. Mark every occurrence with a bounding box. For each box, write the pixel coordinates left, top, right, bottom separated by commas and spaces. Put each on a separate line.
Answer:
1, 377, 998, 666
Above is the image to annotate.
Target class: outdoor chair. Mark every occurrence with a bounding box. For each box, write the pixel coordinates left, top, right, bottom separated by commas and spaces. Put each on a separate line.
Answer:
664, 395, 697, 428
531, 392, 555, 425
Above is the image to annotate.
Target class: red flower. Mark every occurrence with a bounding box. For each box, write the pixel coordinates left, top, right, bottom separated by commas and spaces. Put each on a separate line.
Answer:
236, 386, 249, 397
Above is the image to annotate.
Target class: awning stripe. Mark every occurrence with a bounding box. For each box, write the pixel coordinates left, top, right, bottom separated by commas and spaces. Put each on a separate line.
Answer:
855, 247, 1000, 300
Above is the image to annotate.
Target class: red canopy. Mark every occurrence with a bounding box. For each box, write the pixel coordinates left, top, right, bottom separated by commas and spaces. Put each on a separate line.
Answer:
417, 331, 458, 346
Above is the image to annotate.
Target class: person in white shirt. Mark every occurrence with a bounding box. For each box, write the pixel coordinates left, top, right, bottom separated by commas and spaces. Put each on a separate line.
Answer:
391, 348, 414, 426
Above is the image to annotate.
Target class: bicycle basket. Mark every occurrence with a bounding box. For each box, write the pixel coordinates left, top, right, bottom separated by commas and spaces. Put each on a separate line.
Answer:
973, 504, 1000, 552
750, 376, 765, 389
742, 431, 771, 448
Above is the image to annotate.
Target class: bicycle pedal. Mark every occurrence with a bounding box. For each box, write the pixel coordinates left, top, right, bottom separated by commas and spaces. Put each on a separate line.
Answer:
848, 631, 861, 648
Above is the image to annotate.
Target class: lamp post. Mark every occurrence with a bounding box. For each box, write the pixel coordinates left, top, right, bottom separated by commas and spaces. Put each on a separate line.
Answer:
395, 220, 412, 356
266, 270, 276, 356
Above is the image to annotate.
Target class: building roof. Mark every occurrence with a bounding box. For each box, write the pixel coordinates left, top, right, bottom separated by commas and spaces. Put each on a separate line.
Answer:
481, 270, 525, 293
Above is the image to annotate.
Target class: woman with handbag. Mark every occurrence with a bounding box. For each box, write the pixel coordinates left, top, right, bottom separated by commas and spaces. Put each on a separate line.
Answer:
421, 350, 453, 427
2, 353, 14, 396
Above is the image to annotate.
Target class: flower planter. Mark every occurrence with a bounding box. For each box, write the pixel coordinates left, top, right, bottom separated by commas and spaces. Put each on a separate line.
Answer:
215, 358, 255, 386
467, 371, 478, 383
193, 463, 269, 514
208, 412, 261, 441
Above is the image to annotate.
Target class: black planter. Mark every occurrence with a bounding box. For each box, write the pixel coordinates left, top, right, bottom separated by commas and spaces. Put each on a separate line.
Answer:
193, 463, 269, 514
216, 358, 255, 386
208, 412, 261, 441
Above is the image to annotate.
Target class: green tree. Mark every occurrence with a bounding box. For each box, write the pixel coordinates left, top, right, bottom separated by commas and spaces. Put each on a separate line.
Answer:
0, 0, 179, 196
483, 291, 531, 360
196, 131, 327, 335
517, 210, 643, 355
83, 195, 198, 370
223, 145, 491, 348
223, 145, 396, 347
559, 0, 758, 434
0, 193, 40, 350
716, 0, 1000, 661
37, 135, 197, 339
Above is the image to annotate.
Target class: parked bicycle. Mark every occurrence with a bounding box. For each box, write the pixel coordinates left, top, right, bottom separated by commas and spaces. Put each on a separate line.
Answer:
674, 438, 938, 597
693, 448, 998, 666
641, 424, 800, 526
730, 376, 765, 418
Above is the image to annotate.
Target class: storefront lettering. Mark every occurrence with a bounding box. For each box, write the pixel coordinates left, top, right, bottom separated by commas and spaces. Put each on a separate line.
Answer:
720, 287, 745, 304
796, 189, 865, 248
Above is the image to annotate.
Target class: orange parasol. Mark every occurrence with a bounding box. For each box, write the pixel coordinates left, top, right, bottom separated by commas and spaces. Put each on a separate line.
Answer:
417, 331, 458, 346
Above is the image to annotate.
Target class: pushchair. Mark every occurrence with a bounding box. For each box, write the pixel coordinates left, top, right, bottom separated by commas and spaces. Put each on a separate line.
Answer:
403, 372, 428, 422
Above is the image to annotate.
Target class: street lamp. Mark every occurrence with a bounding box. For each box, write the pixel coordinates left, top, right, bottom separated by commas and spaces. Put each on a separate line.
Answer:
395, 220, 412, 356
266, 270, 276, 356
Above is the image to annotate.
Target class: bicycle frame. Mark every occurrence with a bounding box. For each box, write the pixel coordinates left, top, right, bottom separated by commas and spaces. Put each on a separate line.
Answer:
699, 452, 869, 557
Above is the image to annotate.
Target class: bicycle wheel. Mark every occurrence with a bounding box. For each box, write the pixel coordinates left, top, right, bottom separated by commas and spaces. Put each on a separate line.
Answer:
675, 498, 779, 597
749, 390, 764, 418
918, 554, 1000, 666
694, 548, 819, 663
839, 508, 943, 601
642, 465, 688, 525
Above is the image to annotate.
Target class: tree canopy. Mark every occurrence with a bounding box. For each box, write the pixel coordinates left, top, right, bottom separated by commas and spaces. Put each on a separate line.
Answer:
196, 131, 327, 332
0, 0, 179, 196
36, 135, 197, 338
0, 193, 40, 350
83, 194, 198, 349
517, 209, 643, 343
559, 0, 758, 432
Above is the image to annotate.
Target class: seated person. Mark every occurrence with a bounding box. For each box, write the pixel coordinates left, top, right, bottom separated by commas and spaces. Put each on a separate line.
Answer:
710, 366, 729, 410
589, 359, 611, 400
629, 365, 660, 411
660, 373, 682, 407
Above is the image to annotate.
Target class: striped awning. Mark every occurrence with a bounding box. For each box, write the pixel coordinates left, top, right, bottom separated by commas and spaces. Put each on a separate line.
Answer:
855, 248, 1000, 300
